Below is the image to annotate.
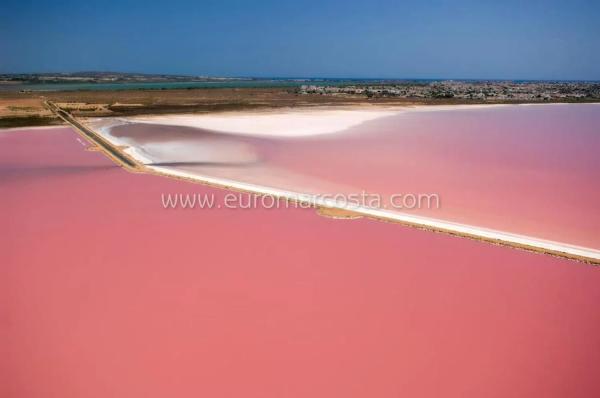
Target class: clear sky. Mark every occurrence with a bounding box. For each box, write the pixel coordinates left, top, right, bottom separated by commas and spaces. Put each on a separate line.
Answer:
1, 0, 599, 80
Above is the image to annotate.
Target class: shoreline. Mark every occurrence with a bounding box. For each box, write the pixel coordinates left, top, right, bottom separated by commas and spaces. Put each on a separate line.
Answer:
2, 100, 599, 129
0, 124, 66, 133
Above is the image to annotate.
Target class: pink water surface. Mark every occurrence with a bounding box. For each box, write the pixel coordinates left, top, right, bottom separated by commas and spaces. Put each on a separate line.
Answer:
110, 104, 600, 248
2, 127, 600, 398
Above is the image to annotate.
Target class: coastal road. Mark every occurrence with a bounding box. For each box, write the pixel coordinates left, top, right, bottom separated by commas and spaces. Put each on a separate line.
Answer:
45, 101, 140, 170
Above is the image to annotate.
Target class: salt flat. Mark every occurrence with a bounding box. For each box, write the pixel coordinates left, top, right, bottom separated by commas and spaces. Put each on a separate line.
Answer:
126, 107, 399, 137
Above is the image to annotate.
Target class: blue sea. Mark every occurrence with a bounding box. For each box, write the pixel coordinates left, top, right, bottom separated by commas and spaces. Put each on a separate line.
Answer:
0, 78, 433, 92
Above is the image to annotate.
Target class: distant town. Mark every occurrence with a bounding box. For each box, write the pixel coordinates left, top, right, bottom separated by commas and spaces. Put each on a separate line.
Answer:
2, 73, 599, 128
2, 73, 599, 103
298, 81, 600, 102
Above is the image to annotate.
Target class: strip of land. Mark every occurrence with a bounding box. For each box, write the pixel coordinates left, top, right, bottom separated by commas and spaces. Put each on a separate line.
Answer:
45, 101, 139, 170
144, 165, 600, 265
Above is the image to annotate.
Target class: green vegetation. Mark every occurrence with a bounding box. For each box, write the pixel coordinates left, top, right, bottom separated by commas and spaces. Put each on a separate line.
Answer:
0, 116, 61, 128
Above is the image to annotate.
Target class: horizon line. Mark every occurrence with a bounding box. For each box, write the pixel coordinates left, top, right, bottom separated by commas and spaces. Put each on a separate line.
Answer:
1, 71, 599, 83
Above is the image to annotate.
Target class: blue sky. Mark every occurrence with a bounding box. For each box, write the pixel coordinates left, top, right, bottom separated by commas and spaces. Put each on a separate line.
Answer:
1, 0, 599, 80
